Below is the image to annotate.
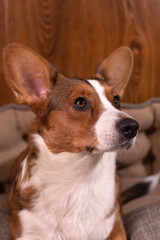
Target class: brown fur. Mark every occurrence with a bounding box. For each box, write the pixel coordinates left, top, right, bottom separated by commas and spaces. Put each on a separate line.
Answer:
105, 174, 126, 240
8, 140, 39, 239
107, 175, 126, 240
109, 205, 126, 240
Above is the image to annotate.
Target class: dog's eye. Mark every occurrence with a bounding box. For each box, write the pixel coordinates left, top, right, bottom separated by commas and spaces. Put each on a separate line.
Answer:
113, 95, 120, 109
74, 97, 88, 111
74, 97, 86, 108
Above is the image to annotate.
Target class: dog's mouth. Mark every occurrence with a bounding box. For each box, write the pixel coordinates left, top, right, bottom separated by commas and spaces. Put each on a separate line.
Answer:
117, 138, 134, 150
85, 136, 135, 153
85, 146, 96, 153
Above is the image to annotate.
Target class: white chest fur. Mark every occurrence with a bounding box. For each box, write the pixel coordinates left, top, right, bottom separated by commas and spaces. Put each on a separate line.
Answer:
19, 134, 117, 240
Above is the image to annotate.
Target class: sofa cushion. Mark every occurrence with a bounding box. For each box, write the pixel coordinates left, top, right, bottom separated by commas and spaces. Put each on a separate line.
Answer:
123, 201, 160, 240
0, 211, 11, 240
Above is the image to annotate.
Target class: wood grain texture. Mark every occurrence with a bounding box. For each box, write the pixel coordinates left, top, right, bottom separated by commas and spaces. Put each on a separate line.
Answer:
0, 0, 160, 105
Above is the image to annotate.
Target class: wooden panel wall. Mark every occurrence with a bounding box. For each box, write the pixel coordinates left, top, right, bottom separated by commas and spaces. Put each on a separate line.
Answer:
0, 0, 160, 105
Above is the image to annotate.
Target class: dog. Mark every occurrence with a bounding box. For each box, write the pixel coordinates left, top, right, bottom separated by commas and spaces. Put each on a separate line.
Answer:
3, 43, 139, 240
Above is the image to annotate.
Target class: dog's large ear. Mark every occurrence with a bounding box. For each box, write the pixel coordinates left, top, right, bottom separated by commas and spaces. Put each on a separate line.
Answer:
3, 43, 59, 106
96, 47, 133, 97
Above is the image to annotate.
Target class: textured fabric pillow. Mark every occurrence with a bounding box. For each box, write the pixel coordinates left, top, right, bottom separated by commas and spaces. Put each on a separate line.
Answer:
0, 211, 11, 240
123, 201, 160, 240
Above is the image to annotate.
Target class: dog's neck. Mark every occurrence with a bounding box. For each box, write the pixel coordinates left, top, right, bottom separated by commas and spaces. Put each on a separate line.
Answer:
30, 134, 117, 184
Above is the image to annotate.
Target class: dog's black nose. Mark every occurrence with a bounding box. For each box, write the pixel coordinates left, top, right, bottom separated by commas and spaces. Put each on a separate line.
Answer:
117, 118, 139, 139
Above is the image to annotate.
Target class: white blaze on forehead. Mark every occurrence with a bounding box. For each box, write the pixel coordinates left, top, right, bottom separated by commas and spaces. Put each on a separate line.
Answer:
87, 80, 116, 111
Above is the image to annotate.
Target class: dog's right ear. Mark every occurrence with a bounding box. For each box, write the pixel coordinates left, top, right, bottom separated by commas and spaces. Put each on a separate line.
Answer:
3, 43, 59, 106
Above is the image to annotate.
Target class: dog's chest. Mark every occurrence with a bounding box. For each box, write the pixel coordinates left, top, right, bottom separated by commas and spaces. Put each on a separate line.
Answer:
20, 137, 117, 240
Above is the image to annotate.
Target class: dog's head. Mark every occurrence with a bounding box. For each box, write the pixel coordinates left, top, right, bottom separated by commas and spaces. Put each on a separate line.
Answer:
3, 43, 138, 153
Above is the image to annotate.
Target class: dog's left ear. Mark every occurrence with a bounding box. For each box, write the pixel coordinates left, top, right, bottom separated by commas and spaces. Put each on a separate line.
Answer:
96, 47, 133, 97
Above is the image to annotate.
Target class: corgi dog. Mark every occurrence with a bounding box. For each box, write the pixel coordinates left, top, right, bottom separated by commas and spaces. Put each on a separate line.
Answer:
3, 43, 139, 240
